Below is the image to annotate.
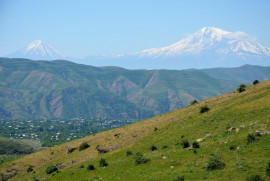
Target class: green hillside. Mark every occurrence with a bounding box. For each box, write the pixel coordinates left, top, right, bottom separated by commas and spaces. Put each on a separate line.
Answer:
0, 58, 241, 119
1, 80, 269, 181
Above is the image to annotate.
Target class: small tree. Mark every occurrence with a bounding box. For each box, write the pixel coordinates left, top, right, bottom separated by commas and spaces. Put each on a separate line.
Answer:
200, 105, 210, 113
46, 165, 58, 174
27, 165, 34, 173
126, 150, 133, 156
79, 142, 90, 151
192, 141, 200, 149
206, 158, 225, 171
134, 152, 150, 165
190, 100, 198, 105
150, 145, 157, 151
162, 145, 168, 149
253, 80, 259, 85
229, 145, 237, 150
87, 164, 95, 171
247, 134, 257, 144
181, 140, 190, 148
99, 158, 108, 167
237, 84, 246, 93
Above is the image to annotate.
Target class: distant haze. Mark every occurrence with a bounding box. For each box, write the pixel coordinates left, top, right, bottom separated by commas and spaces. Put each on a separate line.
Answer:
7, 27, 269, 69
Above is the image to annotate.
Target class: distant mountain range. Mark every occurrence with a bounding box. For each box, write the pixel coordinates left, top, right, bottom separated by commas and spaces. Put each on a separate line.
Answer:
81, 27, 270, 69
4, 27, 270, 69
0, 57, 270, 120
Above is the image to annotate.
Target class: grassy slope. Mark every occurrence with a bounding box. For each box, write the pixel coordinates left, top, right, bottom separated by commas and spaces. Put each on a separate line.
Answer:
1, 81, 270, 181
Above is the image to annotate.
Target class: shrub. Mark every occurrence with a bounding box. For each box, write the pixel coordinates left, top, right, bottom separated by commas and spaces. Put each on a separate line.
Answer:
237, 84, 246, 93
45, 165, 58, 174
99, 158, 108, 167
154, 127, 158, 131
87, 164, 95, 171
266, 162, 270, 177
247, 134, 258, 144
253, 80, 259, 85
246, 175, 264, 181
135, 156, 150, 165
134, 152, 150, 165
79, 165, 84, 168
162, 145, 168, 149
206, 158, 225, 171
173, 176, 184, 181
190, 100, 198, 105
150, 145, 157, 151
79, 142, 90, 151
229, 145, 237, 150
27, 165, 34, 173
192, 141, 200, 149
200, 105, 210, 113
181, 140, 190, 148
126, 150, 133, 156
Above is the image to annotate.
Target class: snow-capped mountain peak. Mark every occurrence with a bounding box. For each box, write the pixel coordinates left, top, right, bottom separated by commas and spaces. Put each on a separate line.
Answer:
6, 40, 65, 60
136, 27, 270, 58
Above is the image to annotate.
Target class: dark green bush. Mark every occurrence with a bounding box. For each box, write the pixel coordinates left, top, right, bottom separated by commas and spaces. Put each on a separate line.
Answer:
206, 158, 225, 171
126, 150, 133, 156
154, 127, 158, 131
237, 84, 246, 93
200, 105, 210, 113
79, 165, 84, 168
190, 100, 198, 105
181, 140, 190, 148
134, 152, 150, 165
45, 165, 58, 174
246, 175, 264, 181
150, 145, 157, 151
162, 145, 168, 149
27, 165, 34, 173
266, 162, 270, 177
173, 176, 184, 181
229, 145, 237, 150
87, 164, 95, 170
253, 80, 259, 85
79, 142, 90, 151
99, 158, 108, 167
247, 134, 258, 144
192, 141, 200, 149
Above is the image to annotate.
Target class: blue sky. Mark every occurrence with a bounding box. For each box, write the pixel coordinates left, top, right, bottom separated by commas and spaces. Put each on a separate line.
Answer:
0, 0, 270, 58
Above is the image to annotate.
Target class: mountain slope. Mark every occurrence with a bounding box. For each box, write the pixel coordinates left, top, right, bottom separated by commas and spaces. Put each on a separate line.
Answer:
0, 58, 244, 119
6, 40, 65, 60
1, 81, 269, 181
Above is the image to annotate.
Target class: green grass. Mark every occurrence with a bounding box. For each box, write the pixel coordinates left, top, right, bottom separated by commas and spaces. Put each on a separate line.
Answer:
0, 81, 270, 181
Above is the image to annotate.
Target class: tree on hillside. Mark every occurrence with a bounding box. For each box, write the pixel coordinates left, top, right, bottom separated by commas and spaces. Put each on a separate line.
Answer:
237, 84, 246, 93
253, 80, 259, 85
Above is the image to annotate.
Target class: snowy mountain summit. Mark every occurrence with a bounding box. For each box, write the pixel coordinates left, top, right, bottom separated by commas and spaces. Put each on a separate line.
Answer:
137, 27, 270, 59
6, 40, 65, 60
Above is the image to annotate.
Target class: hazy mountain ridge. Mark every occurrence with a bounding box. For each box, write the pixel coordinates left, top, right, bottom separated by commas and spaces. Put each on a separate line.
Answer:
4, 58, 268, 119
